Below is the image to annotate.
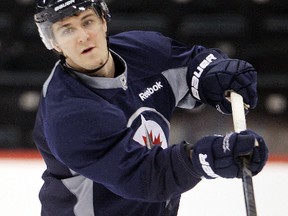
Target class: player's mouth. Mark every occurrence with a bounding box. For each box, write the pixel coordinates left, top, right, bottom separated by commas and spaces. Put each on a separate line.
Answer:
81, 47, 95, 54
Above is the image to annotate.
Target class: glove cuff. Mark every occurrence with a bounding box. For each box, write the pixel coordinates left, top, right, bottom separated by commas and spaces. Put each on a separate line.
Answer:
191, 136, 222, 179
187, 49, 228, 102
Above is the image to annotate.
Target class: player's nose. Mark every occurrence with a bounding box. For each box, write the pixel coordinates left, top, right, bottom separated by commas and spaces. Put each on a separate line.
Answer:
77, 27, 90, 43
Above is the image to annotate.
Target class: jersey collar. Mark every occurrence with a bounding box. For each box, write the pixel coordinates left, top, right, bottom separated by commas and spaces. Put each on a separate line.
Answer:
70, 49, 128, 90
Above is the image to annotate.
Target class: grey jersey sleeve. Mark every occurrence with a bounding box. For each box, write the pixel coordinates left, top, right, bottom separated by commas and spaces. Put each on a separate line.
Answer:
162, 67, 198, 109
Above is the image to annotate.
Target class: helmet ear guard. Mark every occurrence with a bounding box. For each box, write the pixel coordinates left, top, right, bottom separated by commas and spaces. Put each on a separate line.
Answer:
34, 0, 111, 50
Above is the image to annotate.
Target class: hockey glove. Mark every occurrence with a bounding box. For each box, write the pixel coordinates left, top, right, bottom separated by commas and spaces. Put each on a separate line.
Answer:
188, 49, 257, 114
190, 129, 268, 179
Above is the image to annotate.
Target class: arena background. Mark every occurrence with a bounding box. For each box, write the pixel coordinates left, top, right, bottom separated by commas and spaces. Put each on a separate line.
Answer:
0, 0, 287, 215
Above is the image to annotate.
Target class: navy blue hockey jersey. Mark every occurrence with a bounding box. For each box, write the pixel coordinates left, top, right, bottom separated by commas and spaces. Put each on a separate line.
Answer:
33, 31, 206, 216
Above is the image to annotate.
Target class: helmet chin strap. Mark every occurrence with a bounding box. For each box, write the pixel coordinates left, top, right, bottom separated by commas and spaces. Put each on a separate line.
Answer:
83, 49, 110, 75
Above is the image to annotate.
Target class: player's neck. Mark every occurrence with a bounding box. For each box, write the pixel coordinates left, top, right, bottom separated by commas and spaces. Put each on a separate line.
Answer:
65, 51, 115, 78
90, 52, 115, 78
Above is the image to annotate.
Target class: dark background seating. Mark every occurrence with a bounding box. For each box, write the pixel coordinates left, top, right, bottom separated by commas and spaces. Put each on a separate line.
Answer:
0, 0, 287, 158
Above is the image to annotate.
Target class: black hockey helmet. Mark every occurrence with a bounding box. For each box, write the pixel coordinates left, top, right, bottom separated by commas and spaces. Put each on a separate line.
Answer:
34, 0, 111, 50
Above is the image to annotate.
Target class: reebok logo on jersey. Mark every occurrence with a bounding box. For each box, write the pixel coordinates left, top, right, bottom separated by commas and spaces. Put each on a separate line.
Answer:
139, 81, 163, 101
199, 153, 220, 178
191, 54, 217, 100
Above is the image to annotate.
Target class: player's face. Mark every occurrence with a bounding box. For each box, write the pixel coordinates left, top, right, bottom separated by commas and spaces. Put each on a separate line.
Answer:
52, 9, 108, 72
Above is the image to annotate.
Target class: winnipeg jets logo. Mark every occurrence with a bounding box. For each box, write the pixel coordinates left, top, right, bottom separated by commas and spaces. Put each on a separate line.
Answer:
133, 115, 168, 149
142, 130, 162, 147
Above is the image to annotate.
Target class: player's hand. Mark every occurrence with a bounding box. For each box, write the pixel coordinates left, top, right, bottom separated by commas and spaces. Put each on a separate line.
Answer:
190, 129, 268, 179
189, 50, 257, 114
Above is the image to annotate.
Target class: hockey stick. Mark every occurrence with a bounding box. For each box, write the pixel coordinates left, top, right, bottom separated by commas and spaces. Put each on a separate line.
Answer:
230, 91, 257, 216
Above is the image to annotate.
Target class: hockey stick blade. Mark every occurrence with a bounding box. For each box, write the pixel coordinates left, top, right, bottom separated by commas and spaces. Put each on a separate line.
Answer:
230, 91, 257, 216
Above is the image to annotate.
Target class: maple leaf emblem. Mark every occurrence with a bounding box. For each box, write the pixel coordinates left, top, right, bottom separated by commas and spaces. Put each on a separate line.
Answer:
132, 114, 168, 149
142, 130, 162, 146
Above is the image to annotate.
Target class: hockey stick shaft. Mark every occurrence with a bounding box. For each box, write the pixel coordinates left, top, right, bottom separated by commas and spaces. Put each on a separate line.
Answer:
230, 92, 257, 216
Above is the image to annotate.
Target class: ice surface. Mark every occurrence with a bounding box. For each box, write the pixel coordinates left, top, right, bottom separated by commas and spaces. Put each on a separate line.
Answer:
0, 159, 287, 216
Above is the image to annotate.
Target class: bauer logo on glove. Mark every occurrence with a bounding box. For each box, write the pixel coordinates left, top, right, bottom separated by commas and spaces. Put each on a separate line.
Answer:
191, 130, 268, 179
188, 49, 258, 114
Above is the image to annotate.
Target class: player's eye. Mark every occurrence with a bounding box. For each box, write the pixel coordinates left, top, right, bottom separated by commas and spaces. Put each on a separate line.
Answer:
61, 27, 74, 36
83, 19, 95, 28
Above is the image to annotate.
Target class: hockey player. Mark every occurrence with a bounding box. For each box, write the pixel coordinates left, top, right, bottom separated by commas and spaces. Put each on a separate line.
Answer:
33, 0, 268, 215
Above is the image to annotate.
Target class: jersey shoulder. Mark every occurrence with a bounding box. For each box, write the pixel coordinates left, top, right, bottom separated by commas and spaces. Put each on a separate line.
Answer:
110, 30, 169, 46
109, 31, 172, 58
109, 31, 173, 76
